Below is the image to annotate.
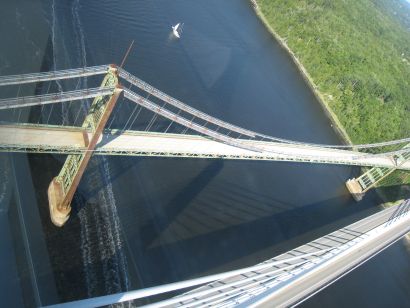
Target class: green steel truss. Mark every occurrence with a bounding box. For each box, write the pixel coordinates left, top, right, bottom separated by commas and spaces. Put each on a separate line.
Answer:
55, 70, 118, 197
356, 144, 410, 192
2, 141, 410, 171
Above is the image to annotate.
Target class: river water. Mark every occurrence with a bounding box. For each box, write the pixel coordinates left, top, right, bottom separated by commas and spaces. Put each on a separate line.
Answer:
0, 0, 409, 307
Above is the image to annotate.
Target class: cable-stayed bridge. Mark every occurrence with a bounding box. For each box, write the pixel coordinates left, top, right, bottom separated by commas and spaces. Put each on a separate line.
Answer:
1, 65, 409, 307
46, 198, 410, 308
0, 64, 409, 225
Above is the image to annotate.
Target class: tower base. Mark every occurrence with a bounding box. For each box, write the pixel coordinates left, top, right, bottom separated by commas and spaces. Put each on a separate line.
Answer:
47, 178, 71, 227
346, 179, 365, 202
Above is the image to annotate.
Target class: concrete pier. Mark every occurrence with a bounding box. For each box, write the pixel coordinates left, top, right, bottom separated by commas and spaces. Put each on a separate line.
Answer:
47, 179, 71, 227
346, 178, 365, 201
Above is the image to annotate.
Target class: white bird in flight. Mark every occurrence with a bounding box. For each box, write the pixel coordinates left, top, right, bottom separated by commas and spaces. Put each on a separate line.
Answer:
172, 23, 183, 38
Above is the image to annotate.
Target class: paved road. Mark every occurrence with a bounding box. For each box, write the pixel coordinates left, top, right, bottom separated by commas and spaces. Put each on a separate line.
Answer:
175, 201, 410, 307
42, 201, 410, 308
244, 201, 410, 307
0, 124, 408, 170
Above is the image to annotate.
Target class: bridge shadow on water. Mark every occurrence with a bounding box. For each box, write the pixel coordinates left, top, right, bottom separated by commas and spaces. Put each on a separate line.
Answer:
139, 160, 224, 247
136, 195, 379, 283
27, 153, 145, 302
108, 160, 389, 288
75, 156, 145, 203
27, 147, 404, 301
28, 147, 404, 301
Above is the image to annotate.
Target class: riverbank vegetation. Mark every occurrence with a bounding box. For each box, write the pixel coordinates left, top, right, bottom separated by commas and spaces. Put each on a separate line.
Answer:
257, 0, 410, 144
256, 0, 410, 199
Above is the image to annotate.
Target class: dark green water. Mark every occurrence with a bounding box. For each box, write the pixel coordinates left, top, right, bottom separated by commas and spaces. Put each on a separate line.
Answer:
0, 0, 409, 306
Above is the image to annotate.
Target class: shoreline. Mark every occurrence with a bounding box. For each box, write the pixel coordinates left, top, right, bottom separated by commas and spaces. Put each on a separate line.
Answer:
249, 0, 410, 241
249, 0, 353, 146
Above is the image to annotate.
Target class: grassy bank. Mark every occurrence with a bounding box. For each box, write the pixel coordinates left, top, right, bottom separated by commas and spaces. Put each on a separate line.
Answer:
255, 0, 410, 144
252, 0, 410, 200
251, 0, 353, 145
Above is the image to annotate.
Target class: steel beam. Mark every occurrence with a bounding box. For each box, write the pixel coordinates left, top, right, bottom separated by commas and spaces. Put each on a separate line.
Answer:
346, 144, 410, 201
0, 87, 115, 110
0, 65, 109, 86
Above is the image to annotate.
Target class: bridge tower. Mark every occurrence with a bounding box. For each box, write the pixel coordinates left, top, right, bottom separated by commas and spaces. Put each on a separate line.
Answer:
47, 65, 122, 226
346, 146, 410, 201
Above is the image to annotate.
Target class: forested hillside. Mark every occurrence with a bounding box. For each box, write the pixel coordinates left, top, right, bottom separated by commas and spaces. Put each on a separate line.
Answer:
258, 0, 410, 144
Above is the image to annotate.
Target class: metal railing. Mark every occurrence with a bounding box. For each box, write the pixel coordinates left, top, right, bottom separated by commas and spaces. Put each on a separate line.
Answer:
0, 65, 109, 86
0, 87, 115, 110
42, 200, 410, 308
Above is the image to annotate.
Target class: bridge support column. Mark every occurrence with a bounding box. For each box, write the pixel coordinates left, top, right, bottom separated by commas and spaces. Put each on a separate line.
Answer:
346, 166, 396, 201
48, 66, 122, 226
346, 147, 410, 201
346, 178, 365, 201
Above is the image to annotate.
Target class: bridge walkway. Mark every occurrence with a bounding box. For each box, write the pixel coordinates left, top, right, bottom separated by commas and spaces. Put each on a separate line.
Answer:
164, 200, 410, 307
1, 124, 410, 170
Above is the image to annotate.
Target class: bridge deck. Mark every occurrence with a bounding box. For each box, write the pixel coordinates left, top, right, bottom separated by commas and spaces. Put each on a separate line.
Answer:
0, 125, 87, 148
0, 124, 408, 170
42, 200, 410, 308
177, 201, 410, 308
